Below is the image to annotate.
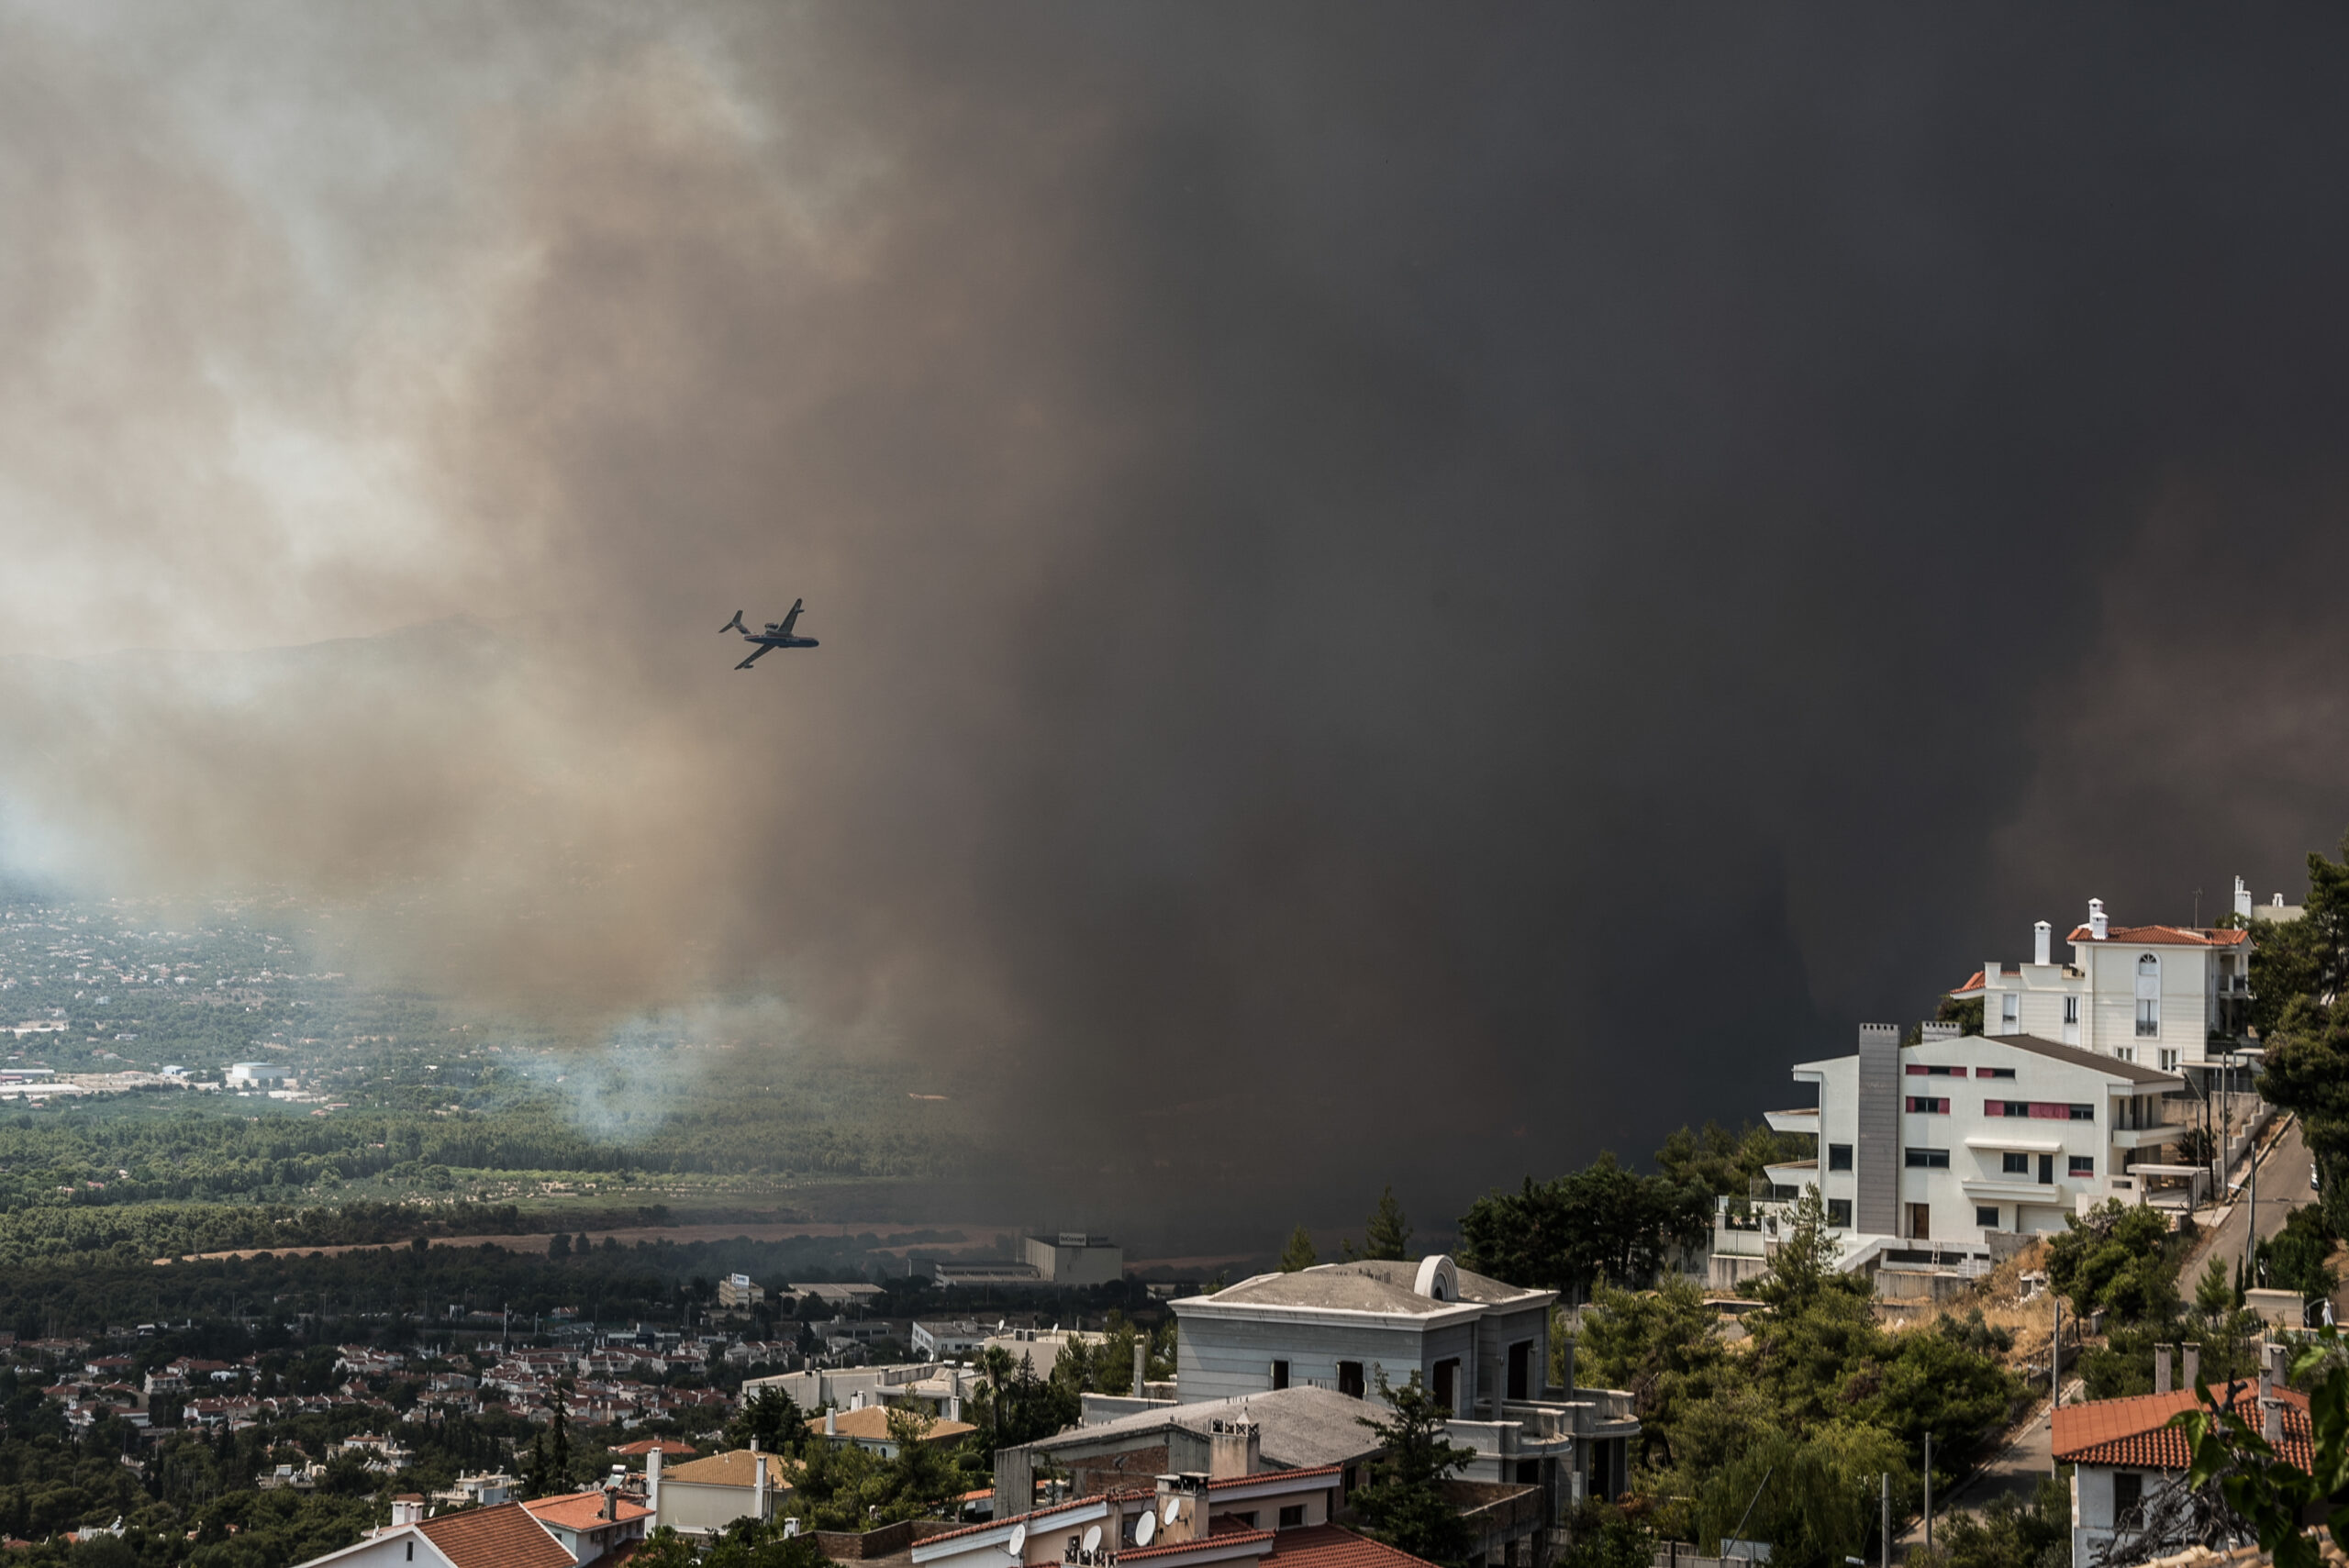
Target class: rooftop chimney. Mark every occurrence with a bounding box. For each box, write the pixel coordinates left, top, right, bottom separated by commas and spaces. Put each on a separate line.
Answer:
2033, 921, 2052, 966
753, 1449, 770, 1518
2258, 1346, 2275, 1407
603, 1481, 618, 1521
824, 1407, 836, 1437
2183, 1343, 2200, 1388
2089, 899, 2109, 940
647, 1448, 662, 1517
2154, 1344, 2173, 1395
2235, 877, 2253, 921
391, 1496, 426, 1529
2266, 1397, 2284, 1444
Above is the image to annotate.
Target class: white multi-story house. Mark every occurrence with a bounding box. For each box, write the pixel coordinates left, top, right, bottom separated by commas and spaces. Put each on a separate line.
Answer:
1945, 890, 2263, 1072
1748, 1022, 2187, 1274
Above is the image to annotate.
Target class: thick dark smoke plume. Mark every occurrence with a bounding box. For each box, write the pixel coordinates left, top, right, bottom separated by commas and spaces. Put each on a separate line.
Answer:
5, 5, 2349, 1225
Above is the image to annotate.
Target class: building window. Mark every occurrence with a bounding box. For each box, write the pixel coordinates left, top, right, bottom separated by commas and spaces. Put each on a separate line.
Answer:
1904, 1148, 1951, 1169
1995, 1101, 2096, 1120
2002, 1151, 2030, 1175
1828, 1143, 1853, 1172
2114, 1472, 2143, 1517
1270, 1359, 1290, 1391
1279, 1507, 1306, 1529
1430, 1358, 1460, 1412
1975, 1066, 2017, 1079
2000, 995, 2019, 1031
2160, 1049, 2179, 1072
1907, 1064, 1964, 1076
2070, 1155, 2095, 1177
1507, 1340, 1531, 1402
1976, 1206, 2000, 1229
2136, 954, 2160, 1037
2064, 996, 2079, 1025
1337, 1362, 1364, 1399
1233, 1513, 1258, 1530
1827, 1198, 1853, 1228
1906, 1095, 1950, 1114
2115, 1045, 2135, 1063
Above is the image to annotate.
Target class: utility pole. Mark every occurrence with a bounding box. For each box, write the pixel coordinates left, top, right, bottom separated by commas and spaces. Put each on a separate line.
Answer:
2052, 1292, 2063, 1474
2247, 1115, 2261, 1286
1923, 1431, 1933, 1551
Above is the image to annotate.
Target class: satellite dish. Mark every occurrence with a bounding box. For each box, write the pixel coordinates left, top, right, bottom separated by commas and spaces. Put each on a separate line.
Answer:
1135, 1512, 1156, 1547
1163, 1500, 1180, 1526
1008, 1524, 1028, 1557
1083, 1527, 1103, 1554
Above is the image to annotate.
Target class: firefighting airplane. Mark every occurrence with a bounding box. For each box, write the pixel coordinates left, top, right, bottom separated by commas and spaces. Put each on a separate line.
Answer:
719, 602, 819, 668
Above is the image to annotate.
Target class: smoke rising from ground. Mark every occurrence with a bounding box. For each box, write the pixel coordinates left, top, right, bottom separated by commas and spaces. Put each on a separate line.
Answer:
6, 6, 2349, 1219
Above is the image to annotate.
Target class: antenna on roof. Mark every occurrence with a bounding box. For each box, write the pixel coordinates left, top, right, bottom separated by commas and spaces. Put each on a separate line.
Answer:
1083, 1528, 1103, 1555
1135, 1512, 1156, 1547
1008, 1523, 1029, 1558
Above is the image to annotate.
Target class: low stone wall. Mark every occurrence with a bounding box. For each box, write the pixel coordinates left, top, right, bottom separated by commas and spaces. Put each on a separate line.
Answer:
814, 1520, 919, 1560
1874, 1267, 1976, 1305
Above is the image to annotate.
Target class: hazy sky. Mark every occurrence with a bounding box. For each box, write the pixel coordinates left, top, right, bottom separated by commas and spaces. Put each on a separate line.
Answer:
5, 5, 2348, 1226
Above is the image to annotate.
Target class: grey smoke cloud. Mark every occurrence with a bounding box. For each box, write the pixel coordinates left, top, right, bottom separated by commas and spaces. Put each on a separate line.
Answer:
4, 5, 2349, 1221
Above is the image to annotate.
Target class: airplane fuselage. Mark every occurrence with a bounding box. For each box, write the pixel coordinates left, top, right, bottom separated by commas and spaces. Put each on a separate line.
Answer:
721, 603, 815, 666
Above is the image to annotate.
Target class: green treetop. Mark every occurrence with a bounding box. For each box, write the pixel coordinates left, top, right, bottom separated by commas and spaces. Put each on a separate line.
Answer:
1278, 1224, 1318, 1272
1364, 1185, 1413, 1261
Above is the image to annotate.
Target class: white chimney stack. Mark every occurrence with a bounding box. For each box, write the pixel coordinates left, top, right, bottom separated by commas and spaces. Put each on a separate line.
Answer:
753, 1449, 770, 1518
647, 1448, 662, 1517
2235, 877, 2253, 921
391, 1496, 426, 1529
2089, 898, 2109, 940
824, 1407, 836, 1437
2033, 920, 2051, 966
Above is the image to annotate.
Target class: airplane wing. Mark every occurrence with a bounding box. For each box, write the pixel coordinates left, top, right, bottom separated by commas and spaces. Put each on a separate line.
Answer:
735, 642, 775, 670
777, 598, 805, 637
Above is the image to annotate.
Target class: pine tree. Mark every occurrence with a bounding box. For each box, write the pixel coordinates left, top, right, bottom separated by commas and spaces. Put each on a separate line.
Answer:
1352, 1371, 1475, 1565
1278, 1225, 1318, 1273
1364, 1185, 1412, 1261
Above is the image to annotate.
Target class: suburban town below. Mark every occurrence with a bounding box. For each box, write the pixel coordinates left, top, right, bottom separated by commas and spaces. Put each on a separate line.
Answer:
3, 851, 2348, 1568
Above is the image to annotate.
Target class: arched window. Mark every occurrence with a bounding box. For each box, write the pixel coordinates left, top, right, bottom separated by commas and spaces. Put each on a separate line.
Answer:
2135, 953, 2160, 1038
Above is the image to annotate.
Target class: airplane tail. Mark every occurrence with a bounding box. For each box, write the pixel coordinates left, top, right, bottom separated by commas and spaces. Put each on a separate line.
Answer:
778, 598, 805, 636
720, 610, 747, 634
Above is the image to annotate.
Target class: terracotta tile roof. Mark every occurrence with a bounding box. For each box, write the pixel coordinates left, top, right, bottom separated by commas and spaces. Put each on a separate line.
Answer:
1210, 1466, 1344, 1490
1261, 1526, 1442, 1568
521, 1492, 654, 1531
2067, 924, 2252, 949
414, 1502, 574, 1568
822, 1405, 977, 1443
1122, 1528, 1275, 1562
1948, 971, 1987, 996
661, 1450, 794, 1489
611, 1439, 696, 1456
2053, 1384, 2311, 1472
